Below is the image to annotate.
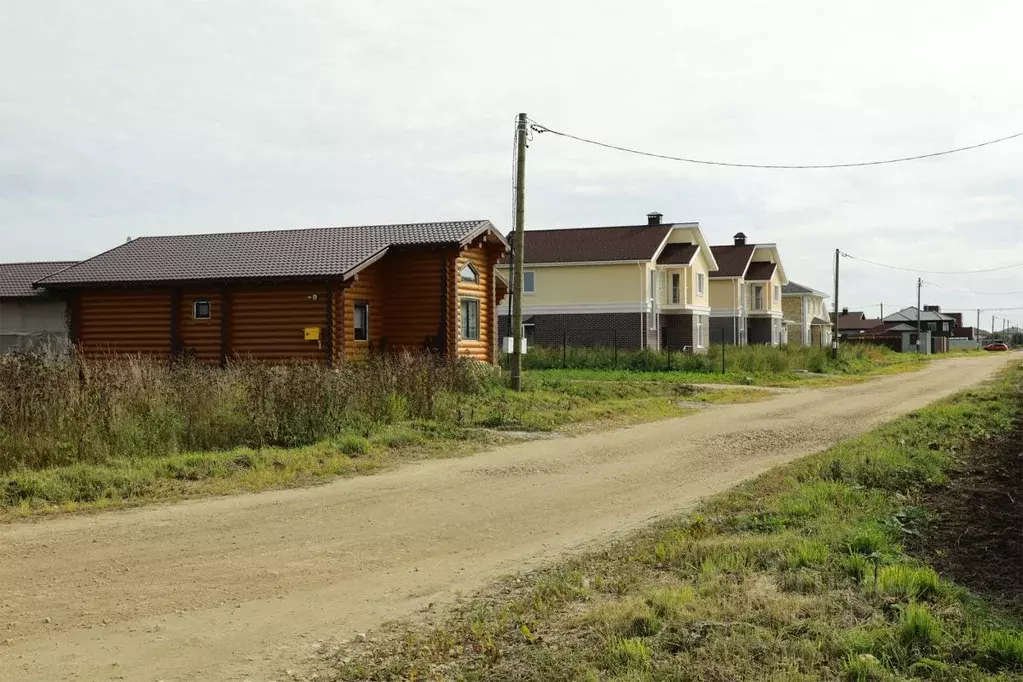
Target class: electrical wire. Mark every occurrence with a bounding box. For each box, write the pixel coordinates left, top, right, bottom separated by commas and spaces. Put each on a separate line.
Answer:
528, 120, 1023, 170
839, 251, 1023, 275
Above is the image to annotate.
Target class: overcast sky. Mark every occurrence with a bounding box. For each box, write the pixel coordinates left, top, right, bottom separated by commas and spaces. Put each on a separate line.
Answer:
2, 1, 1022, 323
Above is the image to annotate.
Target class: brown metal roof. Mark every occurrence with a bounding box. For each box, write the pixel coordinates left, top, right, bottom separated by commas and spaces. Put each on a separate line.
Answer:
656, 243, 698, 265
510, 225, 672, 264
835, 314, 882, 331
0, 261, 77, 298
744, 261, 778, 281
37, 221, 500, 287
708, 245, 756, 277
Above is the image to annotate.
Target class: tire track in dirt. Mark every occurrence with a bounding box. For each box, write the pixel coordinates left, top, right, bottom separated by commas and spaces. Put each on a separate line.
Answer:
0, 353, 1015, 681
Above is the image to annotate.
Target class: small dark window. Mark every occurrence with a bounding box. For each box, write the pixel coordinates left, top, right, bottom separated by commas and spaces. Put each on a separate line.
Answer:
523, 323, 535, 344
460, 262, 479, 284
193, 299, 211, 320
461, 298, 479, 340
354, 303, 369, 341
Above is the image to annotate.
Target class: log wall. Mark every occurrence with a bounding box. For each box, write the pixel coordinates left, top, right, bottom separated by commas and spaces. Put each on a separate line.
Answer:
77, 289, 172, 357
179, 289, 221, 363
344, 260, 386, 359
230, 283, 329, 362
455, 244, 498, 362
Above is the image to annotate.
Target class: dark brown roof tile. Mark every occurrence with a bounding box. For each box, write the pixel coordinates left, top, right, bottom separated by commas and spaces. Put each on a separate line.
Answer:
0, 261, 78, 298
656, 243, 698, 265
744, 261, 777, 281
38, 221, 498, 287
708, 245, 755, 278
511, 225, 672, 264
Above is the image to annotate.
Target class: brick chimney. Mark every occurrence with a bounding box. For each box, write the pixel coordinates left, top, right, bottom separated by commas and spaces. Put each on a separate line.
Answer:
733, 232, 747, 246
646, 212, 663, 226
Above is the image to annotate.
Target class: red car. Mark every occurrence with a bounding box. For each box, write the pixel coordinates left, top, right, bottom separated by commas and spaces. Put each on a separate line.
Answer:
983, 342, 1010, 351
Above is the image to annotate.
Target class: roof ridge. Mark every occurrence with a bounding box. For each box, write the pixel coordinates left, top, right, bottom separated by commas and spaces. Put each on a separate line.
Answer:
1, 260, 78, 266
521, 224, 677, 233
137, 219, 490, 242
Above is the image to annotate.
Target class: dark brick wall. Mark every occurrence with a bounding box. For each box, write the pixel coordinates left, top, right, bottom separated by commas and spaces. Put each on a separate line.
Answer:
660, 313, 693, 351
711, 317, 738, 345
499, 313, 644, 349
748, 316, 774, 344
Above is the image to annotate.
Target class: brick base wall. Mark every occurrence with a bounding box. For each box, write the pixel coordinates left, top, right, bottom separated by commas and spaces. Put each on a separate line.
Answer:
710, 317, 738, 345
499, 313, 644, 349
660, 313, 693, 351
748, 317, 774, 344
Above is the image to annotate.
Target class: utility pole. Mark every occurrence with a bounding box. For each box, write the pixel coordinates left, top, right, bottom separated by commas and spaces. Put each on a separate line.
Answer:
976, 309, 981, 349
832, 249, 839, 358
880, 303, 884, 321
509, 112, 528, 391
992, 315, 996, 342
916, 277, 922, 354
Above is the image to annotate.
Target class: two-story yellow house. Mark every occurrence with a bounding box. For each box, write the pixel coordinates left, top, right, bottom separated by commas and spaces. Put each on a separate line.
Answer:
497, 213, 718, 353
708, 233, 788, 346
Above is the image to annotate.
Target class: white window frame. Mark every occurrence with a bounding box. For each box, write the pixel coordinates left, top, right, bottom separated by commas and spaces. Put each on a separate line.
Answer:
522, 270, 535, 294
754, 285, 764, 310
696, 273, 705, 296
460, 297, 480, 341
192, 299, 211, 320
696, 315, 704, 348
353, 302, 369, 342
773, 284, 780, 304
670, 272, 681, 304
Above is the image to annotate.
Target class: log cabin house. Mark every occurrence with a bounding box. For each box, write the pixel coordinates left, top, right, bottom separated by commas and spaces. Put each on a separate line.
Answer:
33, 220, 509, 365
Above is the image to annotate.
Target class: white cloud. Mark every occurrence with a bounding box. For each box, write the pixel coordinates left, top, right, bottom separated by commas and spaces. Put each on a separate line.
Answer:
1, 0, 1021, 316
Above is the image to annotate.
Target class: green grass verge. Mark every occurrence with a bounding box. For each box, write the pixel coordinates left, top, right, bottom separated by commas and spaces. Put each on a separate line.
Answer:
1, 382, 766, 519
319, 365, 1022, 681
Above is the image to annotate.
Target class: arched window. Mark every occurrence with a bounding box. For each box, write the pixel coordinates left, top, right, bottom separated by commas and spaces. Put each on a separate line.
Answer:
460, 262, 479, 284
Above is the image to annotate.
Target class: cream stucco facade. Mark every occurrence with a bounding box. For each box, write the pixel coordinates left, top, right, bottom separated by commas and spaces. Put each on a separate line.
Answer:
709, 242, 788, 345
497, 221, 718, 352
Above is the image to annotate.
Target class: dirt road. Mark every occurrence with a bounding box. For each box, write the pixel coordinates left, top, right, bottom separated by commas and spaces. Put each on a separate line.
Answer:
0, 353, 1014, 681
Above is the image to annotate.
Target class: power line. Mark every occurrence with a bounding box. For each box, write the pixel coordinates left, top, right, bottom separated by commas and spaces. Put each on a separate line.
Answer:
840, 251, 1023, 275
528, 120, 1023, 170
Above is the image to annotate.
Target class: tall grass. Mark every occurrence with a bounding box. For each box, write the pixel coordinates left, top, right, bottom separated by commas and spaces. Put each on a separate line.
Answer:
517, 342, 914, 375
0, 349, 493, 473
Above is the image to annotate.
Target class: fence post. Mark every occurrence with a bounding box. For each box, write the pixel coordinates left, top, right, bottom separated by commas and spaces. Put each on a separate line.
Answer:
613, 328, 617, 369
721, 328, 726, 374
562, 329, 567, 369
667, 327, 671, 371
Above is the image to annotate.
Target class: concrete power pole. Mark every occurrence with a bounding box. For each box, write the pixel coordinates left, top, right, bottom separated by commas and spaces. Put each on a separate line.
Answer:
509, 113, 528, 391
832, 249, 840, 358
976, 309, 981, 348
880, 303, 884, 321
916, 277, 922, 354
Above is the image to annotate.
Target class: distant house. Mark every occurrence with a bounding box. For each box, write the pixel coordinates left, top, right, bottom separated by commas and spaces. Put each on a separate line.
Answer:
709, 233, 789, 346
34, 221, 508, 364
781, 281, 832, 347
880, 307, 956, 336
0, 261, 76, 353
496, 213, 718, 353
831, 309, 883, 339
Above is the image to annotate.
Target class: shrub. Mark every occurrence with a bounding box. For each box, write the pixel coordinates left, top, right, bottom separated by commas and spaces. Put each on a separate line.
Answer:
877, 565, 943, 602
0, 349, 488, 473
604, 637, 652, 673
897, 603, 939, 649
977, 630, 1023, 670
